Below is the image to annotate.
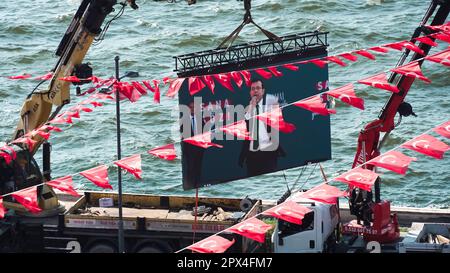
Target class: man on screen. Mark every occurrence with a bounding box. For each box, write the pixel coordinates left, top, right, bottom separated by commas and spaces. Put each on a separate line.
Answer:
238, 78, 285, 176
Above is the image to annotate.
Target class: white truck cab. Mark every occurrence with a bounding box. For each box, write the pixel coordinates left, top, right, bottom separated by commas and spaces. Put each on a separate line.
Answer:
272, 197, 340, 253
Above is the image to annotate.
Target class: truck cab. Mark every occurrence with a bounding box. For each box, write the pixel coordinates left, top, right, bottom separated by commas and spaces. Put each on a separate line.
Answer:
272, 197, 339, 253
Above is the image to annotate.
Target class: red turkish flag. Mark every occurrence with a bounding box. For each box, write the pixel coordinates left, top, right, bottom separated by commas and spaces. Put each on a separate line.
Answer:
213, 73, 234, 91
283, 64, 299, 71
414, 36, 438, 47
162, 76, 172, 85
0, 197, 5, 219
268, 66, 283, 77
326, 84, 365, 110
401, 134, 449, 159
339, 53, 358, 62
367, 151, 417, 175
385, 41, 425, 55
432, 33, 450, 43
354, 50, 376, 60
254, 68, 273, 79
46, 176, 79, 196
142, 80, 155, 93
131, 81, 148, 95
433, 121, 450, 139
0, 150, 12, 165
227, 218, 272, 243
188, 77, 206, 95
293, 96, 336, 116
256, 108, 296, 133
88, 76, 101, 83
358, 72, 400, 93
34, 72, 53, 80
70, 105, 93, 113
425, 48, 450, 66
219, 120, 252, 140
27, 129, 50, 140
1, 145, 16, 161
90, 92, 113, 100
166, 78, 185, 97
240, 70, 252, 86
148, 144, 177, 161
263, 201, 312, 225
63, 110, 80, 119
183, 131, 223, 149
202, 75, 216, 94
335, 168, 379, 192
12, 137, 37, 152
391, 62, 431, 83
80, 165, 112, 189
39, 125, 62, 133
59, 76, 81, 83
8, 74, 32, 80
369, 46, 390, 53
294, 183, 348, 204
230, 72, 243, 88
11, 187, 42, 213
310, 59, 328, 68
114, 154, 142, 180
187, 236, 235, 253
325, 56, 347, 66
115, 82, 142, 103
426, 23, 450, 33
49, 116, 73, 124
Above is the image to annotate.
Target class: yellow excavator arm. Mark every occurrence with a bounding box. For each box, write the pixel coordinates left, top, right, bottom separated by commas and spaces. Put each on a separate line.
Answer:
13, 0, 138, 155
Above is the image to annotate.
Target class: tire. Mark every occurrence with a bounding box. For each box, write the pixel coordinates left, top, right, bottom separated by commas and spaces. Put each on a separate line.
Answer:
87, 242, 116, 253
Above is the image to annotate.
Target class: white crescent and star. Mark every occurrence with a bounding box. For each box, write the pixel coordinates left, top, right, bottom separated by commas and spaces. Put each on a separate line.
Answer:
412, 139, 430, 150
379, 154, 397, 164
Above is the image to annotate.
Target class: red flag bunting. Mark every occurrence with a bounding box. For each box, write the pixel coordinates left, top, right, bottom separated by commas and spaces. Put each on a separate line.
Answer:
256, 108, 296, 133
162, 76, 172, 85
367, 150, 417, 175
293, 96, 336, 116
166, 78, 185, 97
90, 93, 113, 100
391, 62, 431, 83
27, 129, 50, 140
385, 41, 425, 55
1, 145, 16, 161
432, 33, 450, 43
310, 59, 328, 68
34, 72, 53, 80
63, 110, 80, 119
268, 66, 283, 77
213, 73, 234, 91
80, 165, 112, 189
369, 46, 390, 53
49, 116, 73, 124
254, 68, 273, 79
230, 72, 243, 88
71, 105, 93, 113
219, 120, 252, 140
148, 144, 177, 161
339, 53, 358, 62
114, 154, 142, 180
401, 134, 449, 159
263, 201, 312, 225
132, 81, 148, 95
326, 83, 365, 110
283, 64, 299, 71
425, 48, 450, 66
358, 72, 400, 93
12, 137, 37, 152
202, 75, 216, 94
115, 82, 142, 102
59, 76, 81, 83
183, 132, 223, 149
293, 183, 348, 205
0, 150, 12, 165
433, 121, 450, 139
414, 36, 438, 47
0, 197, 5, 219
88, 76, 101, 83
227, 218, 272, 243
426, 23, 450, 33
240, 70, 252, 87
335, 168, 379, 192
8, 74, 32, 80
46, 176, 79, 196
325, 56, 347, 66
187, 236, 235, 253
354, 50, 376, 60
188, 77, 206, 95
11, 187, 42, 213
39, 125, 63, 133
153, 80, 161, 104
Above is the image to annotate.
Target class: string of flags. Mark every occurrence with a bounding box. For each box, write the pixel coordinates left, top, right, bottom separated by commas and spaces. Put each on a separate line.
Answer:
175, 121, 449, 253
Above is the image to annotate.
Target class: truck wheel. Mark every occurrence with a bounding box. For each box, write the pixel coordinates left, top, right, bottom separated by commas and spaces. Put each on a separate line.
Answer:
87, 242, 117, 253
136, 245, 166, 253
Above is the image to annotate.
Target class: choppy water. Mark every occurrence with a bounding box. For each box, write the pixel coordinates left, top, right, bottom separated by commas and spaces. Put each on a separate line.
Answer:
0, 0, 449, 208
